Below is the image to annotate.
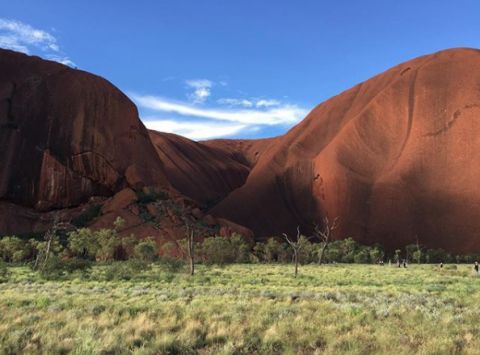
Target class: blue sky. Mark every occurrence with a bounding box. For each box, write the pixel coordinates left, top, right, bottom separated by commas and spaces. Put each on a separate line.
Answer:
1, 1, 480, 140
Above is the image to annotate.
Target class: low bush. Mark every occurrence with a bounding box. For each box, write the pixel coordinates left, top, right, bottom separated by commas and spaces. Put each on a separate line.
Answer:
157, 256, 185, 272
197, 234, 251, 265
0, 261, 9, 282
103, 260, 150, 281
134, 238, 158, 262
38, 256, 92, 280
0, 236, 35, 263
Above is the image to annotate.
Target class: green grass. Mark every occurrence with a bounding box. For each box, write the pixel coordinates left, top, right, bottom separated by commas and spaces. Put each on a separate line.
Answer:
1, 263, 480, 354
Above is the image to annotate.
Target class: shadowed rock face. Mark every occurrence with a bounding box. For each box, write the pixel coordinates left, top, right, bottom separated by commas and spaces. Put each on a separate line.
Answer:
149, 131, 250, 206
149, 131, 276, 206
210, 48, 480, 253
0, 49, 168, 210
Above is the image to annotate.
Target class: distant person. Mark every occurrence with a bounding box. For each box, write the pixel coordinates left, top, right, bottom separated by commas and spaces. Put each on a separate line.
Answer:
474, 261, 479, 274
440, 262, 444, 268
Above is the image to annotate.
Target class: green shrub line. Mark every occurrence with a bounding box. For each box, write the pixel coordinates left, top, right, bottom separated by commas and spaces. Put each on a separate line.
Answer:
2, 221, 480, 281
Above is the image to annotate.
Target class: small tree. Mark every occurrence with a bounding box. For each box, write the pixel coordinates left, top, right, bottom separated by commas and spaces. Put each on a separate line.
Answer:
283, 226, 311, 277
369, 246, 384, 264
34, 214, 69, 271
313, 217, 339, 264
68, 228, 99, 259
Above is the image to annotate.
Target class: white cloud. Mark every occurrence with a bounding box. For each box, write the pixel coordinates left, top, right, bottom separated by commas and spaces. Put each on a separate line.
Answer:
186, 79, 213, 104
132, 94, 307, 126
217, 97, 281, 108
144, 119, 247, 140
0, 18, 58, 53
0, 18, 75, 67
256, 99, 280, 108
217, 98, 254, 107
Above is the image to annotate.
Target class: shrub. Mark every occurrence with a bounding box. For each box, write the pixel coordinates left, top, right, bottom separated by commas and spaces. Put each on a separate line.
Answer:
42, 256, 92, 277
425, 248, 452, 263
134, 238, 158, 262
264, 238, 282, 262
229, 233, 251, 263
353, 247, 371, 264
369, 246, 384, 264
62, 258, 92, 273
104, 260, 150, 281
412, 249, 423, 264
339, 238, 359, 263
0, 261, 9, 282
0, 236, 34, 263
39, 255, 66, 280
67, 228, 99, 259
68, 219, 132, 262
197, 235, 250, 265
157, 256, 185, 272
297, 236, 317, 264
200, 237, 233, 265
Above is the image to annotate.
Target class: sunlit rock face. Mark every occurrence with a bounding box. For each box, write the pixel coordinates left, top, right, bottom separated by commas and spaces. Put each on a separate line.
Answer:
0, 49, 168, 210
210, 48, 480, 253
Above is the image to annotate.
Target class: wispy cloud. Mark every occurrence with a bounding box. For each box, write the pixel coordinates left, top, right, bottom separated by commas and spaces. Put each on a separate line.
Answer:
0, 18, 75, 67
217, 97, 281, 108
217, 98, 254, 108
256, 99, 280, 108
132, 94, 306, 126
144, 118, 248, 140
186, 79, 212, 104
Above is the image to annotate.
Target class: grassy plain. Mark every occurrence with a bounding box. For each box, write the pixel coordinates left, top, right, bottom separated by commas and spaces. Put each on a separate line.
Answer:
1, 263, 480, 354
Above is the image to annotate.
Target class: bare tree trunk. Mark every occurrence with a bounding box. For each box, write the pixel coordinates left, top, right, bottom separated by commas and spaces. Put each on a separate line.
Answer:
313, 217, 338, 265
294, 249, 298, 277
42, 232, 53, 270
283, 227, 303, 277
33, 253, 41, 270
318, 242, 328, 264
188, 230, 195, 276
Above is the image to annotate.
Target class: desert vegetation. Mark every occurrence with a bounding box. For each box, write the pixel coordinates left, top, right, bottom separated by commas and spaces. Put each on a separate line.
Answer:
1, 263, 480, 354
2, 221, 480, 354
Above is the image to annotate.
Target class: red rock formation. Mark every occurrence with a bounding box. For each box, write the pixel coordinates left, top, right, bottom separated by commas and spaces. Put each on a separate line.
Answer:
149, 131, 253, 205
211, 48, 480, 253
4, 47, 480, 253
0, 49, 168, 211
201, 137, 277, 168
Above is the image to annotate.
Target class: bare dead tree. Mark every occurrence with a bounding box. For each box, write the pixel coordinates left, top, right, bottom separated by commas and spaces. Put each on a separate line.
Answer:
283, 226, 311, 277
186, 222, 195, 276
313, 216, 339, 265
34, 213, 73, 270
